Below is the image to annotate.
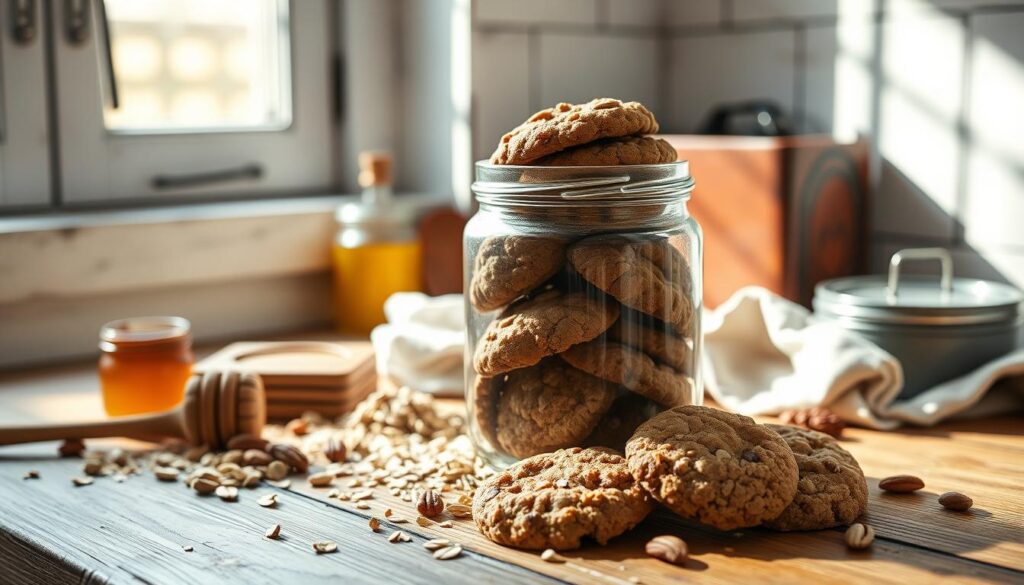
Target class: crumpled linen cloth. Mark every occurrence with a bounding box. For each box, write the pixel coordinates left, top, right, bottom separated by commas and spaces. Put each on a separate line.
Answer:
370, 292, 465, 396
703, 287, 1024, 429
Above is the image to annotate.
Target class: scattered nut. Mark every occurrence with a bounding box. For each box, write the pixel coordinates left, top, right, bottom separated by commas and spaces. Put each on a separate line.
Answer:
541, 548, 567, 563
58, 439, 86, 458
445, 503, 472, 518
417, 489, 444, 518
286, 418, 308, 436
416, 516, 432, 527
938, 491, 973, 511
265, 460, 290, 481
779, 406, 845, 437
324, 439, 347, 463
154, 467, 180, 482
23, 470, 40, 480
388, 530, 411, 543
265, 524, 281, 539
71, 476, 93, 487
243, 449, 273, 466
423, 538, 451, 551
182, 545, 194, 552
845, 523, 874, 550
312, 541, 337, 554
433, 545, 462, 560
437, 520, 453, 528
267, 479, 291, 489
226, 434, 269, 451
369, 517, 381, 532
268, 443, 309, 473
191, 477, 219, 495
215, 485, 239, 502
257, 493, 279, 508
879, 475, 924, 493
645, 535, 688, 565
308, 472, 334, 487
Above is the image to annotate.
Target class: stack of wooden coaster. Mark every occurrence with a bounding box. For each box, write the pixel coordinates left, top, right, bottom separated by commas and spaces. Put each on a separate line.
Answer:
195, 341, 377, 421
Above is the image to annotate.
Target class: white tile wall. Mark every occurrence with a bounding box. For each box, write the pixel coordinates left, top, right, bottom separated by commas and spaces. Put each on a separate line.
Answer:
668, 30, 797, 132
538, 33, 660, 111
472, 31, 531, 161
475, 0, 598, 25
964, 12, 1024, 250
666, 0, 722, 26
732, 0, 839, 22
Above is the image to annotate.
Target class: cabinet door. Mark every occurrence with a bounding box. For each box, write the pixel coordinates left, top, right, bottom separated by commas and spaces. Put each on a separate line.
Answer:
0, 0, 52, 208
54, 0, 333, 205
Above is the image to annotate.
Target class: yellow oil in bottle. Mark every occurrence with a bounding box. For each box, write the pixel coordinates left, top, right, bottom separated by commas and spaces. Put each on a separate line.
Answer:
331, 240, 422, 335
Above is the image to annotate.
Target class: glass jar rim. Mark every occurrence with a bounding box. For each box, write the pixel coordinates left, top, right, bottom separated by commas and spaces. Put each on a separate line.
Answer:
99, 316, 192, 352
472, 160, 694, 207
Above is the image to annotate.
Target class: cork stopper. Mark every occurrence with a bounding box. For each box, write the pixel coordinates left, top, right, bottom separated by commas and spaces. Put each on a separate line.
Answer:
358, 151, 393, 188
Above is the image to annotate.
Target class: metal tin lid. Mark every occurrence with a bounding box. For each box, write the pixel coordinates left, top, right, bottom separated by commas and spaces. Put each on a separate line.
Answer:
814, 248, 1023, 326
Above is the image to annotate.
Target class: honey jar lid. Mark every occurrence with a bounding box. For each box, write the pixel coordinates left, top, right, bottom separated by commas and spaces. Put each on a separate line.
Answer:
99, 316, 191, 352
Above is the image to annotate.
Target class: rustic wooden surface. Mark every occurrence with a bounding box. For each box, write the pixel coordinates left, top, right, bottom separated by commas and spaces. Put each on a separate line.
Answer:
0, 362, 1022, 584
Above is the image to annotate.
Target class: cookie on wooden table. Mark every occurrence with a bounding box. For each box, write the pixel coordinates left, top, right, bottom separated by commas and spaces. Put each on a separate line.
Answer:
534, 136, 677, 166
490, 98, 660, 165
470, 235, 566, 312
626, 406, 799, 531
569, 237, 694, 335
472, 447, 654, 550
496, 359, 617, 459
473, 290, 618, 377
560, 339, 694, 408
763, 424, 868, 531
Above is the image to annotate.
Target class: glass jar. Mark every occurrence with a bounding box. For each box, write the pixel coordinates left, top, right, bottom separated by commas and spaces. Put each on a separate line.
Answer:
99, 316, 194, 416
464, 162, 703, 468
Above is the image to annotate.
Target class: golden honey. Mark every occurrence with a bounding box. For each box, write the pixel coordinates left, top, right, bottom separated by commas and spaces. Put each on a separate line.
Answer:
331, 240, 422, 335
98, 316, 193, 416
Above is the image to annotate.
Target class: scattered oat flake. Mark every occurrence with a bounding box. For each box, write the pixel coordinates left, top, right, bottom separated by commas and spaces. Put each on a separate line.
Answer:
355, 502, 370, 510
327, 488, 340, 498
23, 470, 40, 480
72, 476, 93, 487
541, 549, 566, 563
265, 524, 281, 540
433, 545, 462, 560
423, 538, 451, 551
182, 545, 194, 552
268, 479, 291, 489
388, 531, 411, 543
416, 516, 432, 527
369, 517, 381, 532
446, 503, 472, 518
438, 520, 453, 528
313, 540, 337, 554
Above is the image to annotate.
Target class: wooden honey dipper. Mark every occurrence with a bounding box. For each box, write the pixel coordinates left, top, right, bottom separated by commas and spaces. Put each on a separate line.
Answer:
0, 370, 266, 449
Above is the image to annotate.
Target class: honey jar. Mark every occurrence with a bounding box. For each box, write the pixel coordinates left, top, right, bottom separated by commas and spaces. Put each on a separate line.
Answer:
331, 152, 422, 335
98, 316, 194, 416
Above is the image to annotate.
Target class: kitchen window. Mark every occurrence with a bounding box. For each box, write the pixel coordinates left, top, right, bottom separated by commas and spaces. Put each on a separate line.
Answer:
0, 0, 334, 210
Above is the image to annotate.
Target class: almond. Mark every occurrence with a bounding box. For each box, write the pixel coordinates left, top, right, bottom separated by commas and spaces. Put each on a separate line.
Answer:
878, 474, 924, 493
938, 491, 973, 511
226, 434, 269, 451
645, 535, 688, 565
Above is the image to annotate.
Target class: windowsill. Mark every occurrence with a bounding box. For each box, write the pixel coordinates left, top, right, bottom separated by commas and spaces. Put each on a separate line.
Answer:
0, 195, 358, 235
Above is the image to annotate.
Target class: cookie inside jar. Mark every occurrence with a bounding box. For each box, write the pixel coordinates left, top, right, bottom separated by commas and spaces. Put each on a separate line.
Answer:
464, 98, 702, 468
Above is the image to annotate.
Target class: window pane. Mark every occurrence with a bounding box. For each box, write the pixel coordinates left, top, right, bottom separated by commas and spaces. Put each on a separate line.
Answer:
103, 0, 291, 133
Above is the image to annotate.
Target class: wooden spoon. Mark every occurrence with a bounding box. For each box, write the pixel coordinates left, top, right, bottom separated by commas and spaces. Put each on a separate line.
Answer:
0, 370, 265, 449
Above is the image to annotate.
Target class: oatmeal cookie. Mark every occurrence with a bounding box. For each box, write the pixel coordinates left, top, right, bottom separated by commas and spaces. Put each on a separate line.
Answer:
569, 237, 694, 334
561, 339, 694, 407
534, 136, 677, 166
607, 310, 693, 371
496, 359, 617, 459
470, 236, 567, 312
626, 406, 799, 530
472, 375, 501, 451
474, 290, 618, 376
473, 446, 654, 549
584, 393, 658, 452
491, 98, 659, 165
763, 424, 867, 531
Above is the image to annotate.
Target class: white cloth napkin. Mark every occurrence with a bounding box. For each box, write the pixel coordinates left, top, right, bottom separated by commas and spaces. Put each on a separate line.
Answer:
703, 287, 1024, 429
370, 292, 465, 396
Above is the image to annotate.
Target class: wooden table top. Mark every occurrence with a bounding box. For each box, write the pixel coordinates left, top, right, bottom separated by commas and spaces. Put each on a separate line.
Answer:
0, 361, 1021, 585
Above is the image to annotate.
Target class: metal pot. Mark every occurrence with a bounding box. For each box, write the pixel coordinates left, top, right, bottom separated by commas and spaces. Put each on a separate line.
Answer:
813, 248, 1023, 398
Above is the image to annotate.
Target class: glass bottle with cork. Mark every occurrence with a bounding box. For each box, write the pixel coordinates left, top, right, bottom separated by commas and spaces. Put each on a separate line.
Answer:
332, 152, 422, 335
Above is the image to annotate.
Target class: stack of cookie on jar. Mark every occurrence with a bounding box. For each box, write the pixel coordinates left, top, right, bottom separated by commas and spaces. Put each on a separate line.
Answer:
466, 98, 869, 552
467, 98, 695, 463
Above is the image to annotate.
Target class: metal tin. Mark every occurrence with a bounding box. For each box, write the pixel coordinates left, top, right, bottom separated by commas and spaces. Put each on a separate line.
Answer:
814, 248, 1023, 398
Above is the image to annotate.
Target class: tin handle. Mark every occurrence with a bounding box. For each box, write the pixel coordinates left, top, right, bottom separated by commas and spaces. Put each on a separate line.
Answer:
886, 248, 953, 303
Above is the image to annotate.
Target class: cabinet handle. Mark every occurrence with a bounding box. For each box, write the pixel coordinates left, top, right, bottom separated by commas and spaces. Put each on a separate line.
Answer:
64, 0, 88, 45
151, 164, 264, 190
11, 0, 36, 45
